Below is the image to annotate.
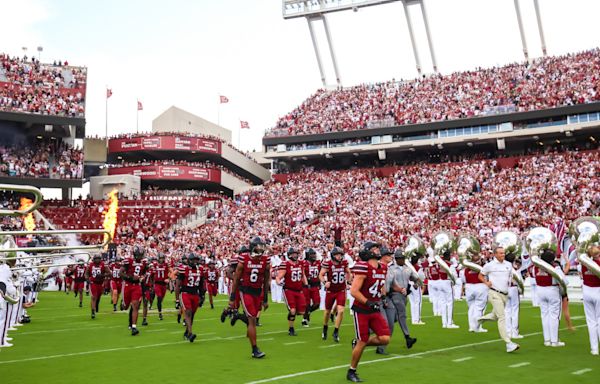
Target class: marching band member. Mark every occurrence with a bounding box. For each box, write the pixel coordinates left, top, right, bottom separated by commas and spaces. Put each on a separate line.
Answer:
505, 255, 523, 339
461, 251, 488, 332
581, 245, 600, 355
532, 248, 565, 347
405, 236, 427, 325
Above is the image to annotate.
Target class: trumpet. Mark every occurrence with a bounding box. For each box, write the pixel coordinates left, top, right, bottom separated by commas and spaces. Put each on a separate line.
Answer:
431, 231, 457, 284
456, 233, 482, 273
525, 227, 567, 295
493, 231, 525, 293
569, 216, 600, 279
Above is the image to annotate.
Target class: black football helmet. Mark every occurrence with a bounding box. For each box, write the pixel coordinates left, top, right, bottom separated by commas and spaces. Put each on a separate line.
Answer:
188, 252, 200, 265
249, 237, 266, 256
133, 245, 145, 259
287, 247, 299, 261
238, 245, 249, 254
306, 248, 317, 262
359, 241, 381, 261
331, 247, 344, 262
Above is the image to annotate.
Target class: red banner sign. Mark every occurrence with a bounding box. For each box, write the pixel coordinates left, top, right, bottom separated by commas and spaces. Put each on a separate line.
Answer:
108, 136, 221, 154
108, 165, 221, 183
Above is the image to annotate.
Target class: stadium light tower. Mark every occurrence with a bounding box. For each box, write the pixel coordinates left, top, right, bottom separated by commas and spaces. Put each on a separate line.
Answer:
282, 0, 439, 86
513, 0, 548, 60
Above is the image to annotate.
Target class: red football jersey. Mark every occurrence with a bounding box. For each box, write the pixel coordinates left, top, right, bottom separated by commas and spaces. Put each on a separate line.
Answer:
121, 258, 149, 284
151, 262, 170, 283
239, 253, 269, 290
321, 259, 348, 292
351, 261, 387, 312
205, 267, 218, 285
74, 265, 87, 281
178, 264, 205, 293
278, 260, 305, 291
87, 262, 106, 284
304, 260, 322, 286
109, 262, 122, 281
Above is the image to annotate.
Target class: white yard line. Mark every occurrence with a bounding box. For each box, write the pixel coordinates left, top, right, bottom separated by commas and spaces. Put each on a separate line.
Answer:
319, 344, 341, 349
572, 368, 592, 375
509, 362, 530, 368
452, 356, 474, 362
244, 324, 587, 384
283, 341, 306, 346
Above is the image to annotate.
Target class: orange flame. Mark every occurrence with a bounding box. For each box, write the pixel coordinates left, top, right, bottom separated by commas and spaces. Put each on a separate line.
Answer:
102, 189, 119, 243
19, 197, 36, 231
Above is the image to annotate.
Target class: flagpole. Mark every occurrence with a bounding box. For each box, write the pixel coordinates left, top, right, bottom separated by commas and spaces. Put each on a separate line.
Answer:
105, 86, 108, 139
136, 100, 139, 134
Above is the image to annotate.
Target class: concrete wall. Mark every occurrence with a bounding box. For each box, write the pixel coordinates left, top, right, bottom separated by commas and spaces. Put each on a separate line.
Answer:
221, 172, 252, 196
83, 138, 107, 163
152, 106, 232, 143
221, 145, 271, 182
89, 174, 141, 200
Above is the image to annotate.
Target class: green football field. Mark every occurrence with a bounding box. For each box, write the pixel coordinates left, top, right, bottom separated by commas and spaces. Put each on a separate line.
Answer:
0, 292, 597, 383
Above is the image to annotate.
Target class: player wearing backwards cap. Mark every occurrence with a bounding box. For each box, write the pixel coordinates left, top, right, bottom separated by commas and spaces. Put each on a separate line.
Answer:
277, 247, 308, 336
347, 241, 390, 383
229, 237, 270, 358
302, 248, 321, 327
176, 253, 206, 342
85, 254, 110, 319
120, 245, 149, 336
320, 246, 351, 342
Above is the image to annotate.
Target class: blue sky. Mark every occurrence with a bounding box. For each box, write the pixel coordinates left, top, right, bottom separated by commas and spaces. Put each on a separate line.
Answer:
3, 0, 600, 152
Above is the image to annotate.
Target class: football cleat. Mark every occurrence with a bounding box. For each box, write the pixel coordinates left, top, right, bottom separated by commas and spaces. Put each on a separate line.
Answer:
220, 308, 229, 323
346, 369, 363, 383
231, 312, 239, 327
406, 337, 417, 349
252, 349, 266, 359
211, 303, 214, 309
142, 318, 148, 326
333, 331, 340, 343
183, 330, 189, 340
79, 302, 82, 308
159, 313, 163, 321
375, 347, 388, 355
91, 312, 95, 320
322, 330, 327, 340
302, 319, 309, 328
187, 333, 197, 343
131, 328, 139, 336
288, 329, 298, 336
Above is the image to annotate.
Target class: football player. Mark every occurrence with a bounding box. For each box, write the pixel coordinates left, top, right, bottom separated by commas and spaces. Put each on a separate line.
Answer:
151, 252, 170, 320
109, 257, 122, 312
229, 237, 270, 358
85, 253, 110, 319
347, 242, 390, 383
277, 247, 308, 336
120, 246, 149, 336
73, 260, 87, 307
176, 253, 205, 342
205, 259, 219, 309
319, 246, 351, 342
302, 248, 321, 327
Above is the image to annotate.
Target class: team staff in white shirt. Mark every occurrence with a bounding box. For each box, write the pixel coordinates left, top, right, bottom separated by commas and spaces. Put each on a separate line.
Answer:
478, 247, 520, 353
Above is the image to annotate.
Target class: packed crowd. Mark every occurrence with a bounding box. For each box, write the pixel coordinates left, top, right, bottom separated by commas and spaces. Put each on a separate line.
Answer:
0, 53, 86, 117
269, 48, 600, 136
0, 140, 84, 179
84, 148, 599, 266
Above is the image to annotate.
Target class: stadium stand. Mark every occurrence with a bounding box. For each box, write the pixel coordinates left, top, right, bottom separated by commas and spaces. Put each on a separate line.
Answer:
0, 53, 86, 117
268, 48, 600, 137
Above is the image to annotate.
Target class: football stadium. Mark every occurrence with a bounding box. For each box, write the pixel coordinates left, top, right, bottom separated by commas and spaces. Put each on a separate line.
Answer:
1, 1, 599, 383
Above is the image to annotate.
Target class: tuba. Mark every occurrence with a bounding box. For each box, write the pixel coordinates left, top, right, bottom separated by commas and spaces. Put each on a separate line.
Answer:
493, 231, 525, 293
456, 233, 482, 273
431, 231, 457, 284
525, 227, 567, 295
569, 216, 600, 279
403, 236, 426, 286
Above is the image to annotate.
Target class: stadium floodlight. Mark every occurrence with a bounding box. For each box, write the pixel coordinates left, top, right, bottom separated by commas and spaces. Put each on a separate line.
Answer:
37, 46, 43, 61
283, 0, 438, 85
